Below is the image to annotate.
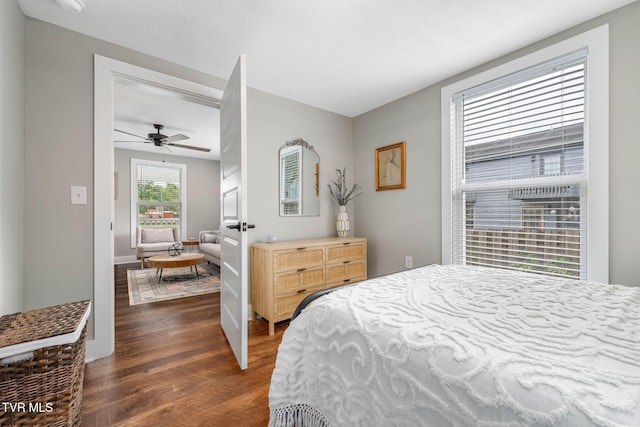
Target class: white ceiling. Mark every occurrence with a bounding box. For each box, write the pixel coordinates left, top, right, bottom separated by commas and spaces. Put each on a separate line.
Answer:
17, 0, 636, 159
113, 79, 220, 160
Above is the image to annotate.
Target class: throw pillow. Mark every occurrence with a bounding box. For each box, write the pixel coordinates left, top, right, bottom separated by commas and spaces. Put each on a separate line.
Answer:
141, 227, 175, 244
202, 233, 219, 244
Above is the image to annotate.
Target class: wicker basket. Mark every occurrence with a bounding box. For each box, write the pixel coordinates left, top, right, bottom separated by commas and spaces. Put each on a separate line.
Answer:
0, 300, 91, 427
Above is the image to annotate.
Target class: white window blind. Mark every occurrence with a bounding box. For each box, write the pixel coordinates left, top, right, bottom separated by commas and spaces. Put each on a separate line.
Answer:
451, 50, 588, 279
130, 159, 186, 248
280, 146, 302, 215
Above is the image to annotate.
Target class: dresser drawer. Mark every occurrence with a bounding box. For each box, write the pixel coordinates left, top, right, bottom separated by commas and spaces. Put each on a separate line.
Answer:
274, 284, 325, 319
326, 275, 366, 289
326, 242, 366, 263
274, 267, 325, 294
273, 247, 325, 272
326, 260, 366, 285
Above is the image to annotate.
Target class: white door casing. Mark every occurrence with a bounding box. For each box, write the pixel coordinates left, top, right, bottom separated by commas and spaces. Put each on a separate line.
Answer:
219, 55, 249, 370
92, 55, 222, 360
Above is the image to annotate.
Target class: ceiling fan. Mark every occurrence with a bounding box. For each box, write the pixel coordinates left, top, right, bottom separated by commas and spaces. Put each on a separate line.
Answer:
114, 123, 211, 152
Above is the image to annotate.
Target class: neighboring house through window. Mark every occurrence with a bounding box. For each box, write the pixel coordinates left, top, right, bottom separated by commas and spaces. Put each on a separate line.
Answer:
441, 26, 609, 282
130, 159, 187, 248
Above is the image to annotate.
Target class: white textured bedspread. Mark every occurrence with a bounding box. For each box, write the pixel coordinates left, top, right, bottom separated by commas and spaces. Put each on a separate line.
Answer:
269, 265, 640, 427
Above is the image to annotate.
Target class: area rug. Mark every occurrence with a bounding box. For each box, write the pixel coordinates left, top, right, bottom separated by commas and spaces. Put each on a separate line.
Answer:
127, 263, 220, 306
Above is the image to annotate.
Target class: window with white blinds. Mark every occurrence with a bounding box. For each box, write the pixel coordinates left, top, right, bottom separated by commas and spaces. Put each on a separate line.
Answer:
442, 26, 609, 283
130, 159, 187, 248
280, 146, 302, 215
450, 50, 591, 279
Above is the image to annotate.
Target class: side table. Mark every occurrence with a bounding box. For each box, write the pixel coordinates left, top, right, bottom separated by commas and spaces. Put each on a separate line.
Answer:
181, 239, 200, 253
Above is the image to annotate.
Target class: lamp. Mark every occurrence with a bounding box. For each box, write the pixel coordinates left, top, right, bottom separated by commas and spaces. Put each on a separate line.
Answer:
55, 0, 86, 13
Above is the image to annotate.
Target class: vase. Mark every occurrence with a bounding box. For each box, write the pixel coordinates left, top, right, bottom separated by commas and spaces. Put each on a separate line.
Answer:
336, 205, 350, 237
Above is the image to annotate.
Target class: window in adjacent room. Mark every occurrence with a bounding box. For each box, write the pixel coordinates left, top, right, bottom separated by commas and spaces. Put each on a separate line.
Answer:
441, 26, 609, 281
130, 159, 187, 248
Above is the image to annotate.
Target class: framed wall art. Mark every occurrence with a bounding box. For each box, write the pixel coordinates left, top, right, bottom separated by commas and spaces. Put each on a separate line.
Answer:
375, 141, 406, 191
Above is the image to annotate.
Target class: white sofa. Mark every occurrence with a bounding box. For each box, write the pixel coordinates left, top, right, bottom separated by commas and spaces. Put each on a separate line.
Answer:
136, 226, 180, 268
199, 229, 221, 267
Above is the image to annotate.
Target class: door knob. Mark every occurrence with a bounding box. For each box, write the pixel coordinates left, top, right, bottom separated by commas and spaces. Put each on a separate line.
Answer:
226, 222, 256, 231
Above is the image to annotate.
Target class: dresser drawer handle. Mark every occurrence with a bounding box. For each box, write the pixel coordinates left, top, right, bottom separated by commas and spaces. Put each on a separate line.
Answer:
297, 268, 307, 272
343, 242, 351, 246
297, 289, 307, 293
343, 279, 351, 283
296, 247, 306, 250
343, 261, 351, 264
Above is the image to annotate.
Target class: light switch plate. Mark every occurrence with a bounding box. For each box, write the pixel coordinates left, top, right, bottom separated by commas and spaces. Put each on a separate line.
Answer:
71, 186, 87, 205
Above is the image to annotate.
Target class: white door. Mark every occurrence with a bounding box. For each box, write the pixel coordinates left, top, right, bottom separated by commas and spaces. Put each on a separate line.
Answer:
220, 54, 250, 370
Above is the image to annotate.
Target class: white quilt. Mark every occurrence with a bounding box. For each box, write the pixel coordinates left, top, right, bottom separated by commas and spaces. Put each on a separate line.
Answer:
269, 265, 640, 427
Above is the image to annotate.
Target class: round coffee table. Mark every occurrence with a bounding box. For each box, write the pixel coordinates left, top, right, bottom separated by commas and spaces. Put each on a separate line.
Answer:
147, 253, 205, 282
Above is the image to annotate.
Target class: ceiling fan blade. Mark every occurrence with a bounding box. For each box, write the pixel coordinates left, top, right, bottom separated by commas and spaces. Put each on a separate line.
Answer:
167, 142, 211, 152
114, 129, 149, 140
114, 140, 150, 143
163, 133, 189, 143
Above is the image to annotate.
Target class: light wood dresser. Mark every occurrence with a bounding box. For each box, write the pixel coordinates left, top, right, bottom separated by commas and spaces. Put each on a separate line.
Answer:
251, 237, 367, 335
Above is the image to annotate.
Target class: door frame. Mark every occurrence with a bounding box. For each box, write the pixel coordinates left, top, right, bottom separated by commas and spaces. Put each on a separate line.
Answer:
91, 55, 223, 360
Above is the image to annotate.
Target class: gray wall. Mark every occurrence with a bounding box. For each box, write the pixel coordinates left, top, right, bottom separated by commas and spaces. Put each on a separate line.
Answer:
247, 88, 353, 246
22, 17, 354, 323
353, 1, 640, 285
114, 148, 221, 259
22, 18, 226, 314
353, 86, 442, 278
0, 0, 25, 315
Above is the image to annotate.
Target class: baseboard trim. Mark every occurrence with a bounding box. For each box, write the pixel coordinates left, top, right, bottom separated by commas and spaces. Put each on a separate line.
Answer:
114, 255, 137, 265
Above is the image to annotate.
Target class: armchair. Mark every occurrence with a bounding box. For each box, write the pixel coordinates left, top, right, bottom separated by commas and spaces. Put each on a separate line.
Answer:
136, 226, 180, 268
198, 229, 221, 266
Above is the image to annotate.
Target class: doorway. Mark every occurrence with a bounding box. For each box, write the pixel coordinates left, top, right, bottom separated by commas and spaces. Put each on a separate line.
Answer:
92, 55, 223, 360
112, 77, 221, 263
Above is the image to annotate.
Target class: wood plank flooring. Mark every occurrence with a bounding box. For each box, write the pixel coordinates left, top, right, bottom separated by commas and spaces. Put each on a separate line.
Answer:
81, 263, 285, 426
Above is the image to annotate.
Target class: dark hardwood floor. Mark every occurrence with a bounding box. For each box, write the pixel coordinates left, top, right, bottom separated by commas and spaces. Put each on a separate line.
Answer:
81, 263, 285, 426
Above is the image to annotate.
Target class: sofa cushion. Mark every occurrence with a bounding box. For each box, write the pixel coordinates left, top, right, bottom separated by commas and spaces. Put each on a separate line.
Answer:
199, 242, 221, 258
141, 227, 175, 243
137, 242, 175, 252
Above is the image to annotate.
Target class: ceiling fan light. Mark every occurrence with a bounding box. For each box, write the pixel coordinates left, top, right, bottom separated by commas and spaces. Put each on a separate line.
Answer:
55, 0, 86, 13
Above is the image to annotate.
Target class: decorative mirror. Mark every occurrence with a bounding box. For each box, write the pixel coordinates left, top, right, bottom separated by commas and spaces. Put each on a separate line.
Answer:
279, 139, 320, 216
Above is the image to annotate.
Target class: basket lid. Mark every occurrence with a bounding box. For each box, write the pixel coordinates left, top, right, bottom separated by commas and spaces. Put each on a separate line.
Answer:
0, 300, 91, 359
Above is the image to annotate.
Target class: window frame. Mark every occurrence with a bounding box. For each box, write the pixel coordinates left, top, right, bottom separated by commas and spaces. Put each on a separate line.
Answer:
441, 25, 609, 282
130, 158, 187, 248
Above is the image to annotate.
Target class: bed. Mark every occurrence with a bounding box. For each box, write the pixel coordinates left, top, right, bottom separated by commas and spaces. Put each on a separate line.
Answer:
269, 264, 640, 426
